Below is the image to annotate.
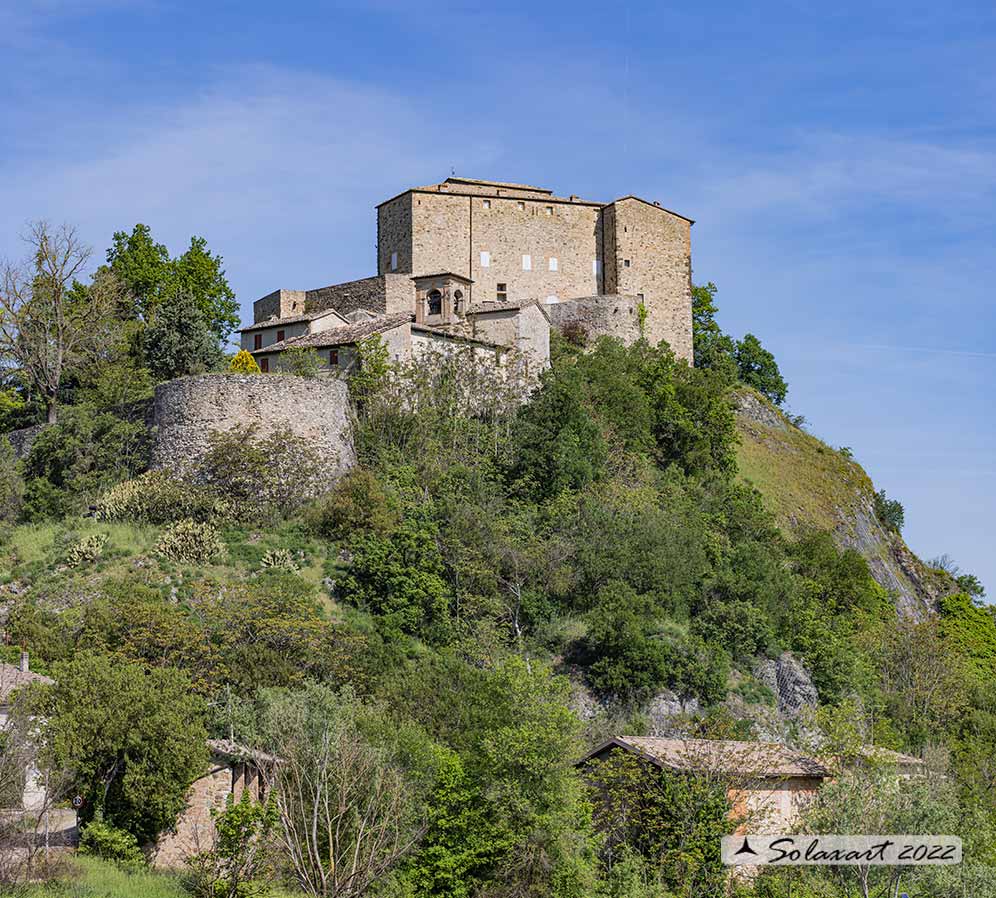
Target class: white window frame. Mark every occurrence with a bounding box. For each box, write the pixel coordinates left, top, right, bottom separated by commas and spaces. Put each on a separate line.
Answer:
480, 251, 490, 268
548, 257, 558, 272
522, 254, 532, 271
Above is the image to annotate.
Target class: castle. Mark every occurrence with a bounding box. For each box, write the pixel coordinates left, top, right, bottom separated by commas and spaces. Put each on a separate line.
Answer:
240, 177, 694, 372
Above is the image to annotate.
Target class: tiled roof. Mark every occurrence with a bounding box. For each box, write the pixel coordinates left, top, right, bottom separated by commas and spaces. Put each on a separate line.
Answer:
466, 299, 537, 314
241, 308, 343, 333
253, 312, 414, 353
581, 737, 831, 779
412, 272, 474, 284
0, 661, 53, 704
410, 323, 505, 350
207, 738, 280, 766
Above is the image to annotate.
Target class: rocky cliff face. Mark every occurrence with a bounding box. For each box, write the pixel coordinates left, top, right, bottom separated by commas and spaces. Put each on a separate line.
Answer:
734, 389, 951, 618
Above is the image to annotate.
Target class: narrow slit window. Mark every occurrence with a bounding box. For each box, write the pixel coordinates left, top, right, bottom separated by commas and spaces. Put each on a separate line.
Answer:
522, 255, 531, 271
548, 257, 558, 272
480, 251, 490, 267
390, 251, 398, 271
624, 259, 631, 268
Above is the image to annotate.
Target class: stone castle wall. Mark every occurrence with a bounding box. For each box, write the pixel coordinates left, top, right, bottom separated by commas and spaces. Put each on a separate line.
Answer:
150, 374, 356, 485
546, 295, 644, 346
604, 199, 693, 359
376, 183, 693, 360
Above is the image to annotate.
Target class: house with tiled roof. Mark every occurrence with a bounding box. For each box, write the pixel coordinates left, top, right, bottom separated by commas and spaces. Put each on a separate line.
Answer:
0, 653, 53, 812
579, 736, 832, 834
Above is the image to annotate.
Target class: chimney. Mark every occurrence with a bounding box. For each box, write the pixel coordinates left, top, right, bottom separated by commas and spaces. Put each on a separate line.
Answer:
19, 651, 29, 673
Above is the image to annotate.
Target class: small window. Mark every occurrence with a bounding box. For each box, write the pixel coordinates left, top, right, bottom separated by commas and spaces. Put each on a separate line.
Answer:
548, 257, 558, 272
545, 206, 553, 216
497, 283, 507, 302
522, 254, 531, 271
259, 357, 269, 373
292, 301, 298, 309
427, 289, 442, 316
453, 289, 463, 311
329, 349, 339, 367
592, 260, 601, 276
483, 199, 491, 209
253, 333, 262, 350
517, 201, 525, 210
624, 259, 631, 268
480, 251, 490, 267
390, 251, 398, 270
276, 330, 285, 343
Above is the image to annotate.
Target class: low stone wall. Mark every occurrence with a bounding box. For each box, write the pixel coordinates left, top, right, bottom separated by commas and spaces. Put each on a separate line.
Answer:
150, 374, 356, 486
4, 424, 46, 462
546, 295, 644, 346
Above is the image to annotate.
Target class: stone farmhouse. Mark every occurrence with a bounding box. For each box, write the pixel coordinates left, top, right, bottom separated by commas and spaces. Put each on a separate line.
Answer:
0, 653, 52, 813
240, 177, 695, 374
580, 736, 832, 835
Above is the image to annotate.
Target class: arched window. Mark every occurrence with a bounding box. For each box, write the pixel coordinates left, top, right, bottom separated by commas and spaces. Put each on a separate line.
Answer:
427, 289, 442, 316
453, 289, 463, 313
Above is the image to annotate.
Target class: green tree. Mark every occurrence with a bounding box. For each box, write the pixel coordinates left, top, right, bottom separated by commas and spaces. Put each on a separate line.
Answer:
40, 653, 208, 844
106, 224, 238, 340
733, 333, 787, 405
583, 749, 730, 897
143, 291, 225, 381
22, 406, 149, 518
873, 488, 905, 533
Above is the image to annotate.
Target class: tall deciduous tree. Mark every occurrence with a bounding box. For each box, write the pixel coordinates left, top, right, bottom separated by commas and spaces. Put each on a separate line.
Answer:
0, 222, 122, 423
106, 224, 238, 340
259, 684, 427, 898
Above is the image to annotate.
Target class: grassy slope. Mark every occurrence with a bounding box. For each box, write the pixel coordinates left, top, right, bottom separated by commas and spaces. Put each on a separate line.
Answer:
733, 388, 950, 615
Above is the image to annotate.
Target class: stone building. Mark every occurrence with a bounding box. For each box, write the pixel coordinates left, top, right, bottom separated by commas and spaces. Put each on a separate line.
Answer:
579, 736, 831, 835
239, 176, 694, 373
152, 739, 275, 869
0, 653, 53, 812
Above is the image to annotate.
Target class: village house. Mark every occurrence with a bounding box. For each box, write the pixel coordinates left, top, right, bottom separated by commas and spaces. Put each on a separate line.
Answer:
151, 739, 276, 869
579, 736, 833, 834
239, 176, 696, 374
0, 653, 53, 813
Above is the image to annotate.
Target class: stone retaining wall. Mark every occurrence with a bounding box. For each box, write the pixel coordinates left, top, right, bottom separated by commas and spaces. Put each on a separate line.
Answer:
150, 374, 355, 486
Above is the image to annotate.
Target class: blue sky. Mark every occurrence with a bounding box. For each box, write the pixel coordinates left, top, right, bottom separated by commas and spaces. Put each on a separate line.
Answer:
2, 0, 993, 595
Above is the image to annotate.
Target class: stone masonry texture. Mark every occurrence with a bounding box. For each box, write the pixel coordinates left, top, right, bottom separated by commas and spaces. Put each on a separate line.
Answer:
375, 179, 693, 361
150, 374, 356, 488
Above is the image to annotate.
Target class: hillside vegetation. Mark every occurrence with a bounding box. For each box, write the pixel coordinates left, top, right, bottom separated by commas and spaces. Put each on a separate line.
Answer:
1, 223, 994, 898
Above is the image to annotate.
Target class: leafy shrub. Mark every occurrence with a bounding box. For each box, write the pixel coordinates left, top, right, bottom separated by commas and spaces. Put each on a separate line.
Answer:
65, 533, 108, 567
79, 816, 145, 871
873, 488, 904, 533
156, 519, 224, 564
303, 468, 399, 541
22, 406, 150, 519
228, 349, 261, 374
95, 470, 218, 524
277, 347, 322, 378
259, 547, 300, 572
186, 793, 278, 898
691, 600, 775, 660
195, 425, 326, 520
